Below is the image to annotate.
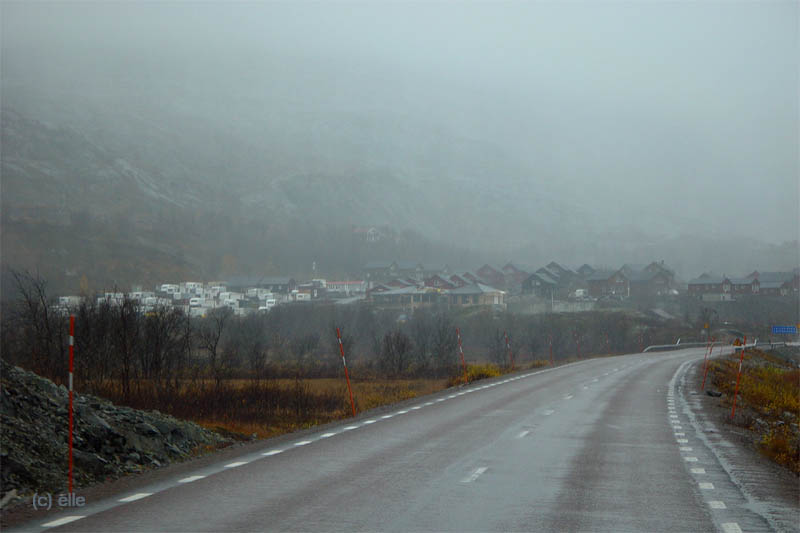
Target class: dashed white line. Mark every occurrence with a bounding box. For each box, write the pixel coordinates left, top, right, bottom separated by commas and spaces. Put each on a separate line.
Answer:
680, 446, 693, 451
722, 523, 743, 533
592, 378, 599, 382
448, 395, 457, 399
543, 409, 555, 416
582, 386, 589, 390
461, 466, 488, 483
517, 430, 530, 438
699, 482, 714, 490
381, 415, 393, 419
362, 420, 376, 424
411, 406, 422, 410
395, 411, 408, 415
42, 516, 86, 528
343, 425, 359, 430
118, 493, 152, 503
424, 401, 434, 406
677, 438, 689, 443
436, 398, 445, 402
691, 468, 706, 474
262, 450, 282, 456
294, 440, 311, 446
684, 456, 699, 462
320, 432, 336, 438
564, 395, 574, 400
225, 461, 248, 468
675, 432, 685, 436
178, 475, 205, 483
709, 501, 727, 509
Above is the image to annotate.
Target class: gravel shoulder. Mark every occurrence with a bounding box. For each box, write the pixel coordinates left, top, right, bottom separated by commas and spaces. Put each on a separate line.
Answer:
684, 356, 800, 532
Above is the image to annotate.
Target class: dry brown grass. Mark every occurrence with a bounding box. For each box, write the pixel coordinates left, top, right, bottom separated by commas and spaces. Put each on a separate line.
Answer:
709, 348, 800, 473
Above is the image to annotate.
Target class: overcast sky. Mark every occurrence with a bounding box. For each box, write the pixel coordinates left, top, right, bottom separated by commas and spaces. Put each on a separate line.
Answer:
2, 1, 798, 246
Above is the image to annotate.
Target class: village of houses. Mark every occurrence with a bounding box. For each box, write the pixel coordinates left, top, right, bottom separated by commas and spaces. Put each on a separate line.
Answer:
55, 260, 800, 318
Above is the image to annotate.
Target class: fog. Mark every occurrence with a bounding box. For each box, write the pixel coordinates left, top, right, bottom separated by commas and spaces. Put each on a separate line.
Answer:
1, 1, 798, 285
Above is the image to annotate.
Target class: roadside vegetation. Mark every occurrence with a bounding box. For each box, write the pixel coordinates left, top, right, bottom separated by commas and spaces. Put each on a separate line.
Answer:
2, 271, 697, 440
707, 347, 800, 474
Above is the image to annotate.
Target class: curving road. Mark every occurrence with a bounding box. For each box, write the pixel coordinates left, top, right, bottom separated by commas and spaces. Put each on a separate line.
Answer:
14, 348, 796, 532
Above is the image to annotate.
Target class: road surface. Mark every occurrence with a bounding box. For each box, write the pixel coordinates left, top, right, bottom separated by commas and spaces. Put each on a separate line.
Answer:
14, 348, 797, 532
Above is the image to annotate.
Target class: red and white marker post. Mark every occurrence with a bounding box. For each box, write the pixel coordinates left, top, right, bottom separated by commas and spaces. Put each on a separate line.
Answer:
700, 337, 714, 390
504, 331, 514, 370
456, 328, 469, 385
731, 335, 747, 419
68, 315, 75, 493
336, 327, 356, 417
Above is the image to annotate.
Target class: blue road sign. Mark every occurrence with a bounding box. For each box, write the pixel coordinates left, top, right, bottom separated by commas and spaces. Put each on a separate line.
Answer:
771, 325, 798, 335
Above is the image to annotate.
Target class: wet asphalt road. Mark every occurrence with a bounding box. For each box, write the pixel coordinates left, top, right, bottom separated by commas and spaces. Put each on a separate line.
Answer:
16, 348, 788, 532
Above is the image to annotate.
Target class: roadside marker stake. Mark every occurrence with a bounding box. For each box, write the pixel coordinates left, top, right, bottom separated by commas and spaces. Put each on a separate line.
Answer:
336, 327, 357, 416
68, 315, 75, 494
456, 327, 469, 384
700, 338, 714, 390
504, 331, 514, 370
731, 336, 746, 419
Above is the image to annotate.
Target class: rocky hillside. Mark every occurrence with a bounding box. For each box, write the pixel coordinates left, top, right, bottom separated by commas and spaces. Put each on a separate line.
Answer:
0, 359, 231, 506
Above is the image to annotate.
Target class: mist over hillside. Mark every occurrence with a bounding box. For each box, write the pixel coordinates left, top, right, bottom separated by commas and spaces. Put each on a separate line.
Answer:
1, 2, 797, 293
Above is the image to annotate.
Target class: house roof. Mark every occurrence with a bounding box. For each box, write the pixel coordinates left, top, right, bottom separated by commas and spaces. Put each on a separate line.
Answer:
448, 283, 504, 295
526, 272, 558, 285
688, 276, 729, 285
753, 271, 796, 283
586, 270, 616, 281
396, 261, 423, 270
759, 281, 786, 289
628, 270, 659, 283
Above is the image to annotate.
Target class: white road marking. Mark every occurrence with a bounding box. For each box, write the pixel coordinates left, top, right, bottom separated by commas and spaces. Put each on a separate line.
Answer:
517, 430, 530, 438
675, 432, 685, 436
225, 461, 248, 467
396, 411, 408, 415
673, 425, 683, 429
699, 482, 714, 489
592, 378, 599, 382
320, 432, 336, 438
436, 398, 445, 402
670, 415, 679, 419
362, 420, 376, 424
722, 523, 743, 533
684, 456, 699, 462
691, 468, 705, 474
677, 438, 688, 443
118, 493, 152, 503
294, 440, 311, 446
448, 395, 457, 399
42, 516, 85, 528
381, 415, 393, 419
582, 386, 589, 390
680, 446, 693, 451
461, 466, 488, 483
343, 425, 359, 430
543, 409, 555, 416
709, 501, 727, 509
262, 450, 282, 456
564, 395, 573, 400
424, 402, 434, 406
178, 475, 205, 483
411, 406, 422, 410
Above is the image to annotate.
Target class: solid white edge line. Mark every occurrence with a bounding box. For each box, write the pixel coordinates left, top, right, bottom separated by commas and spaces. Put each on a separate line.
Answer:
118, 492, 152, 503
42, 516, 86, 527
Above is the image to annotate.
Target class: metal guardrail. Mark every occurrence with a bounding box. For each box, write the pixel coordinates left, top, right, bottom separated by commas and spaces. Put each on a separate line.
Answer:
643, 342, 708, 353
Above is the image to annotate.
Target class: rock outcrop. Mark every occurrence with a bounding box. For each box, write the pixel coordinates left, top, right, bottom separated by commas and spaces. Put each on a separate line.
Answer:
1, 359, 231, 504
